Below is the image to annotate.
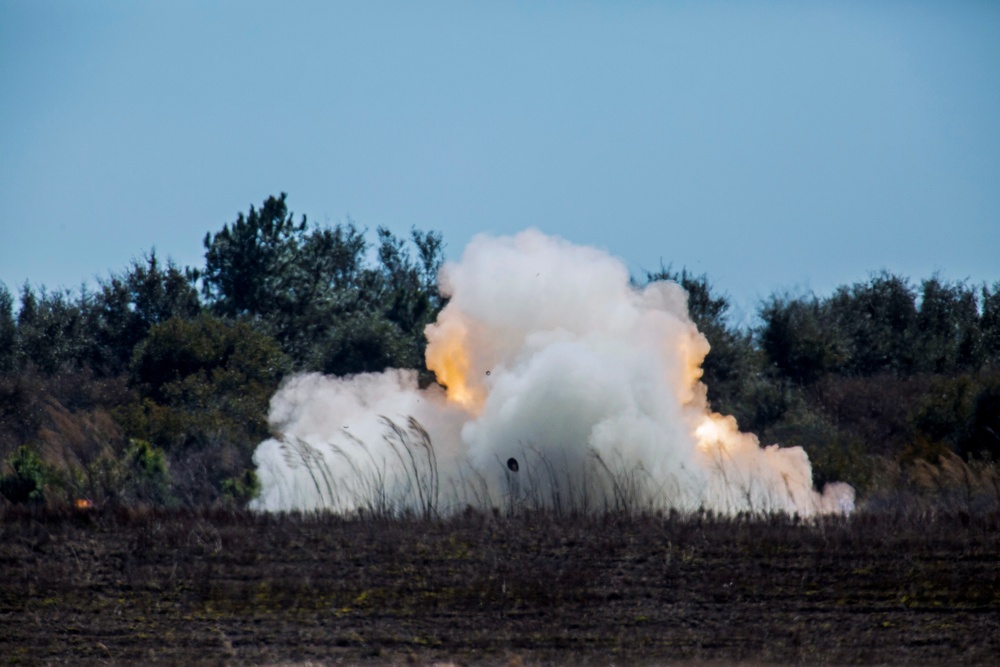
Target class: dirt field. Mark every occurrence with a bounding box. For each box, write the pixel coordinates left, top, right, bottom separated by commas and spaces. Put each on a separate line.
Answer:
1, 507, 998, 666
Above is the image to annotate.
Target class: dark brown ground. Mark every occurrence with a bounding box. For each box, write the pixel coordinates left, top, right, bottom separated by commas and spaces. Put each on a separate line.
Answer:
1, 507, 998, 666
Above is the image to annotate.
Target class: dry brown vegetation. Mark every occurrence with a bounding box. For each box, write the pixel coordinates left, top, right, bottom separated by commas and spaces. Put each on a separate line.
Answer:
1, 506, 998, 666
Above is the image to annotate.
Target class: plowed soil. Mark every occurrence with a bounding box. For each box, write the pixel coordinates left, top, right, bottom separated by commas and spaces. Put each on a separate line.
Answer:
1, 508, 998, 666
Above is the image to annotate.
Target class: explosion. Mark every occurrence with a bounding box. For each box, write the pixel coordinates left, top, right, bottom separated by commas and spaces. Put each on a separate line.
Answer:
252, 229, 854, 516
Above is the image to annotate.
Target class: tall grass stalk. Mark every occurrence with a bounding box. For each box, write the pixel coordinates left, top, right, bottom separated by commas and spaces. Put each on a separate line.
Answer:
274, 416, 1000, 519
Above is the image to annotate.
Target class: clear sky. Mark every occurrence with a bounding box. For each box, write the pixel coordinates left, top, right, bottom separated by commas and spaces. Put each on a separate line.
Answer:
2, 1, 998, 320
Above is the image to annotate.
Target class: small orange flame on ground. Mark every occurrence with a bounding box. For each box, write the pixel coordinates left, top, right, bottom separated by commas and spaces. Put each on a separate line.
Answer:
75, 499, 94, 509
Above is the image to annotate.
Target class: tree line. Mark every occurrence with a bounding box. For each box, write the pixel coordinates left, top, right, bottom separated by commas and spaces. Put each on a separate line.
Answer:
2, 194, 998, 509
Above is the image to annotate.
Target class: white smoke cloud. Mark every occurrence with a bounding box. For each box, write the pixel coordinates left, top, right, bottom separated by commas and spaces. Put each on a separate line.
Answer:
252, 229, 854, 516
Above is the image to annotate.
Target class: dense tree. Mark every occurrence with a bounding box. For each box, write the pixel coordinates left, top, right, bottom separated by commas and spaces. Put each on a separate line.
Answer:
0, 286, 15, 373
200, 193, 307, 319
200, 194, 445, 376
0, 254, 199, 378
825, 272, 918, 376
758, 294, 847, 384
13, 285, 91, 374
273, 222, 370, 362
914, 277, 980, 374
130, 314, 288, 420
758, 273, 998, 384
123, 314, 289, 504
979, 282, 1000, 367
89, 252, 201, 375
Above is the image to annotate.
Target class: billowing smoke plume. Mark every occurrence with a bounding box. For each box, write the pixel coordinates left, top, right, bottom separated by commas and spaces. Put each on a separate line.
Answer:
252, 230, 854, 516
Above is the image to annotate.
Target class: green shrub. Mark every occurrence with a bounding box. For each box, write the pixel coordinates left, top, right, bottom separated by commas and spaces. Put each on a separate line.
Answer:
220, 469, 262, 508
0, 446, 48, 504
122, 439, 171, 505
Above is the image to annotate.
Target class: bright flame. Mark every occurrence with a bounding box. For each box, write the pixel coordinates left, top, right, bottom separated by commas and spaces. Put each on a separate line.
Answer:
75, 499, 94, 509
424, 316, 484, 413
695, 415, 723, 450
694, 412, 742, 452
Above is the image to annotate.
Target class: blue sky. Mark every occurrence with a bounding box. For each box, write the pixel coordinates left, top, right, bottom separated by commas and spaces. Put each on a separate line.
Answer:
2, 1, 998, 320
